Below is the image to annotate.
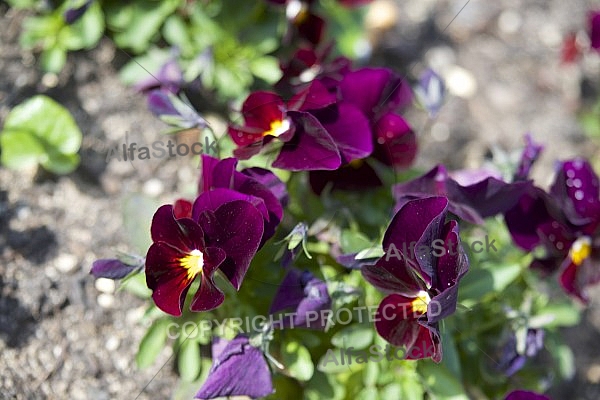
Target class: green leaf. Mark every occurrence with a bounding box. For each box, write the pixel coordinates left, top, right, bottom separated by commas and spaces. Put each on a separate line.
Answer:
1, 95, 82, 174
282, 340, 314, 382
331, 324, 374, 350
249, 56, 282, 84
356, 386, 378, 400
178, 340, 202, 382
458, 262, 521, 302
420, 362, 469, 400
530, 302, 581, 328
340, 230, 372, 254
60, 1, 105, 50
110, 0, 181, 53
304, 371, 345, 400
120, 272, 152, 299
136, 319, 170, 369
554, 343, 576, 379
40, 46, 67, 73
122, 193, 159, 253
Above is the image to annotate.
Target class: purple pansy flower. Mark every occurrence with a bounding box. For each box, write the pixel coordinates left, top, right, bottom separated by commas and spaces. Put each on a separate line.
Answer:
505, 158, 600, 302
196, 335, 274, 400
362, 197, 469, 362
228, 82, 372, 171
514, 134, 544, 182
145, 200, 263, 316
393, 164, 531, 225
505, 390, 550, 400
267, 0, 326, 46
269, 269, 331, 330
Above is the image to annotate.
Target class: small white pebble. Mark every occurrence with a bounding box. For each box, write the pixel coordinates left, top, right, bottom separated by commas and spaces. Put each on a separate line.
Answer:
41, 73, 59, 88
97, 293, 115, 308
143, 178, 164, 197
498, 10, 522, 34
444, 66, 477, 99
105, 336, 120, 352
54, 254, 79, 274
95, 278, 116, 294
431, 122, 450, 141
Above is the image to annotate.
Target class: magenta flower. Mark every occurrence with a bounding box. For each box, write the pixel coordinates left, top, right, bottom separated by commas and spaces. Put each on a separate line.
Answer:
505, 390, 550, 400
588, 10, 600, 51
228, 82, 372, 171
145, 200, 264, 316
362, 197, 469, 362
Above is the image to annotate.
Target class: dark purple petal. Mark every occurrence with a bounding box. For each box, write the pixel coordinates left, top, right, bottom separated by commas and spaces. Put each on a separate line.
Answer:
197, 201, 264, 290
362, 258, 423, 296
383, 196, 449, 285
136, 59, 182, 93
273, 111, 341, 171
504, 188, 556, 251
64, 0, 93, 24
550, 158, 600, 230
288, 80, 337, 111
505, 390, 550, 400
372, 112, 417, 168
374, 294, 422, 348
340, 68, 393, 118
406, 323, 442, 363
90, 258, 138, 280
190, 247, 227, 312
559, 247, 600, 304
589, 11, 600, 51
196, 335, 274, 399
269, 269, 307, 314
393, 164, 449, 199
514, 134, 543, 181
145, 242, 197, 316
192, 188, 268, 223
173, 199, 193, 219
240, 91, 286, 131
450, 168, 502, 186
296, 12, 326, 46
242, 167, 289, 208
336, 253, 378, 270
309, 160, 383, 194
316, 102, 373, 163
150, 205, 206, 253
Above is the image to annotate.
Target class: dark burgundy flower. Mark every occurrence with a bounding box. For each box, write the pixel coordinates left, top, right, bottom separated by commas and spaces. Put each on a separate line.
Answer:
504, 390, 550, 400
228, 83, 372, 171
588, 10, 600, 51
393, 164, 531, 225
198, 155, 287, 245
64, 0, 93, 24
196, 335, 274, 399
145, 201, 263, 316
269, 269, 331, 330
362, 197, 469, 362
266, 0, 326, 46
505, 158, 600, 302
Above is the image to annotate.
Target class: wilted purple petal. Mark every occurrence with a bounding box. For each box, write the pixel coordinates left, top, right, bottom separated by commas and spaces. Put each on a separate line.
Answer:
64, 0, 93, 24
90, 258, 138, 280
415, 68, 445, 117
196, 335, 273, 400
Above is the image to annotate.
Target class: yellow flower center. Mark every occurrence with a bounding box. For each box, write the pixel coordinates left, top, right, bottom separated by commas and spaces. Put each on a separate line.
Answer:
349, 159, 364, 169
264, 119, 290, 138
180, 249, 204, 280
570, 237, 592, 266
411, 290, 431, 315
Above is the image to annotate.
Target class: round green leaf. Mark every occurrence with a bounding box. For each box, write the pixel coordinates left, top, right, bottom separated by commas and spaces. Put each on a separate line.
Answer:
1, 95, 82, 174
136, 319, 170, 369
282, 340, 314, 382
178, 340, 202, 382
